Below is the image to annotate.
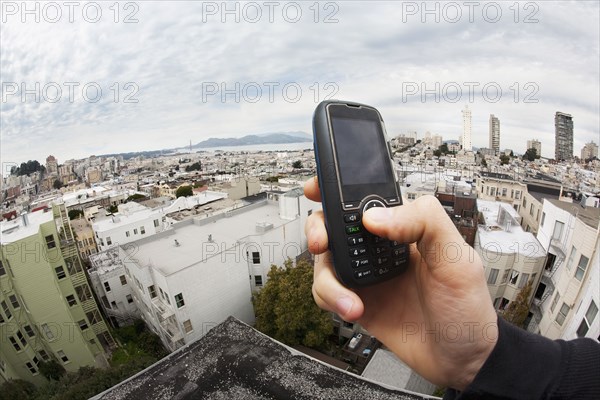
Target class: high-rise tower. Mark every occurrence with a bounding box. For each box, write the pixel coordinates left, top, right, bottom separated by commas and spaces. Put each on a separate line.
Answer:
489, 114, 500, 154
462, 105, 472, 151
554, 112, 573, 161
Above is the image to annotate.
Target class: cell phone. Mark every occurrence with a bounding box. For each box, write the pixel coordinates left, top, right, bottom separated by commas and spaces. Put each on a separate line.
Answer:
312, 100, 409, 288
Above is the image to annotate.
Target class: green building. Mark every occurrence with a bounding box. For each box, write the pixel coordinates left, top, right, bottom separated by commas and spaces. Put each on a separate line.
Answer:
1, 204, 114, 385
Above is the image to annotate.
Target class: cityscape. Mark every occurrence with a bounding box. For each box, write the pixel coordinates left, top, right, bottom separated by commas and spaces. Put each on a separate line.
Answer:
1, 1, 599, 399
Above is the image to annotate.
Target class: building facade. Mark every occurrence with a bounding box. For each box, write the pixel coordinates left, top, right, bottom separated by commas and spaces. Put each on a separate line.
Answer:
581, 141, 598, 161
476, 172, 527, 211
489, 114, 500, 154
461, 105, 472, 151
527, 139, 542, 158
1, 204, 114, 385
554, 112, 573, 161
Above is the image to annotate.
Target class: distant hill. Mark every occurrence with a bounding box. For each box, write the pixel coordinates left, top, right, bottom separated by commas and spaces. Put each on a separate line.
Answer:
193, 132, 311, 148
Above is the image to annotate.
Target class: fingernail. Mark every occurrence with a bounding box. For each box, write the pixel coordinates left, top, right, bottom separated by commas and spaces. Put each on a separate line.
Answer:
366, 207, 391, 223
336, 296, 354, 316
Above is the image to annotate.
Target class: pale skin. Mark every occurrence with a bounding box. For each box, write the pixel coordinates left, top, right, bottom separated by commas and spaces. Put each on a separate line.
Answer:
304, 177, 499, 391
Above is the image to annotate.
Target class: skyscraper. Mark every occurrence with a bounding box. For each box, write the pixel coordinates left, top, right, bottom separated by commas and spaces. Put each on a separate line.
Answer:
554, 112, 573, 161
462, 105, 472, 151
581, 141, 598, 160
489, 114, 500, 154
527, 139, 542, 158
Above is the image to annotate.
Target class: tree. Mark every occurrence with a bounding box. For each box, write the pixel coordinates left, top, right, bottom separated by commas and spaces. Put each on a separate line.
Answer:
185, 161, 202, 172
53, 179, 63, 189
439, 143, 449, 154
481, 156, 487, 168
292, 160, 303, 169
253, 259, 333, 349
175, 185, 193, 198
0, 379, 36, 400
126, 193, 147, 203
38, 359, 66, 381
501, 279, 534, 328
499, 154, 510, 165
523, 147, 540, 162
433, 149, 442, 157
68, 209, 84, 220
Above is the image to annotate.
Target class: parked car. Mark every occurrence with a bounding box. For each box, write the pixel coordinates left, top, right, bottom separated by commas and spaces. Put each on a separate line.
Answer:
348, 333, 363, 349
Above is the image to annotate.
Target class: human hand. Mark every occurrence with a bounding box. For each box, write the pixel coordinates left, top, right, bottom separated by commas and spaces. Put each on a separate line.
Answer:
304, 177, 498, 391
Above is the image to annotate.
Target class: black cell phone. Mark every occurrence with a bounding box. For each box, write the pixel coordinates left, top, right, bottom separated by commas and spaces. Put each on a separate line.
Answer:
312, 100, 410, 288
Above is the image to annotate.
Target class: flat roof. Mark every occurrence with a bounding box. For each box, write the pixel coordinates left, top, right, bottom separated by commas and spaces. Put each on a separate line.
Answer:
131, 201, 290, 276
91, 317, 430, 400
0, 209, 53, 244
477, 200, 545, 257
546, 198, 600, 229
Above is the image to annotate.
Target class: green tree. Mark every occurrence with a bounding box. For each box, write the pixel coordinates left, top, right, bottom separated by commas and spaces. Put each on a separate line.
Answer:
439, 143, 449, 154
292, 160, 303, 169
499, 154, 510, 165
523, 147, 540, 161
253, 259, 333, 349
185, 161, 202, 172
53, 179, 63, 189
501, 279, 534, 328
481, 155, 487, 168
38, 359, 66, 381
126, 193, 147, 202
0, 379, 36, 400
433, 149, 442, 157
175, 185, 193, 198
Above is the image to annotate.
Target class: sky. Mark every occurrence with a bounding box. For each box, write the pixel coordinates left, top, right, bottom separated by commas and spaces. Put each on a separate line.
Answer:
1, 1, 599, 167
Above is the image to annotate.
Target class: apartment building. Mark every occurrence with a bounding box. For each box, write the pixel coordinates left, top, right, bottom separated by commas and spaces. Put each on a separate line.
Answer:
475, 200, 546, 312
70, 217, 98, 261
518, 175, 565, 235
89, 189, 313, 352
1, 204, 114, 385
476, 172, 527, 211
529, 199, 600, 339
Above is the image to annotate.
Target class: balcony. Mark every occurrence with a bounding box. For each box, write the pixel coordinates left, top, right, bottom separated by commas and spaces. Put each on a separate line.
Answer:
548, 238, 566, 258
151, 297, 174, 320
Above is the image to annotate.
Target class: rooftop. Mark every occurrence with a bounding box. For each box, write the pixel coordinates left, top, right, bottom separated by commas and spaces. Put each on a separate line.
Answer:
0, 209, 53, 244
546, 198, 600, 229
129, 200, 293, 276
477, 200, 546, 257
91, 317, 433, 400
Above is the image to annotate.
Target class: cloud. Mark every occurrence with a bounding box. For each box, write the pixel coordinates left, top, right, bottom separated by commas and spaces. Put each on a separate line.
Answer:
1, 1, 598, 164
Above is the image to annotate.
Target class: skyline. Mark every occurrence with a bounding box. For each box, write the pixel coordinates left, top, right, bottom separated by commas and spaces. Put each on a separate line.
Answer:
1, 1, 599, 164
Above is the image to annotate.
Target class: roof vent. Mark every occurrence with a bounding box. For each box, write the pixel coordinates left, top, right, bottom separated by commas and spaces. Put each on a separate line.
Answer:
174, 239, 180, 247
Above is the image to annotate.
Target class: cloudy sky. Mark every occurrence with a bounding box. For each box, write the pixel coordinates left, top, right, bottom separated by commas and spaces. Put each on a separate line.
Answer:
1, 1, 598, 166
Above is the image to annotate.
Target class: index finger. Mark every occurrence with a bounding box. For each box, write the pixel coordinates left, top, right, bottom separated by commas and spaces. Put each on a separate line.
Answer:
303, 176, 321, 202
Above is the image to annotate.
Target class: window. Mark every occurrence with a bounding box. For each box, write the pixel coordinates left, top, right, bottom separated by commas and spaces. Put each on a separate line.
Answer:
159, 287, 165, 299
120, 275, 127, 285
515, 191, 521, 200
55, 266, 66, 280
10, 336, 21, 351
23, 325, 35, 338
65, 294, 77, 307
57, 350, 69, 363
149, 285, 157, 299
164, 293, 171, 305
104, 281, 111, 292
39, 350, 50, 361
577, 301, 598, 337
0, 260, 6, 276
523, 198, 527, 208
486, 186, 489, 195
86, 310, 101, 325
487, 269, 499, 285
126, 231, 130, 237
552, 221, 564, 241
175, 293, 185, 308
183, 319, 193, 333
255, 275, 263, 286
140, 226, 146, 234
536, 209, 540, 222
126, 294, 133, 304
252, 251, 260, 264
9, 294, 20, 309
78, 320, 89, 330
307, 210, 312, 216
134, 228, 138, 235
529, 204, 534, 216
518, 273, 530, 289
541, 212, 545, 227
510, 189, 514, 198
17, 331, 27, 346
106, 237, 112, 245
566, 246, 576, 270
408, 193, 416, 200
41, 323, 55, 340
575, 255, 589, 281
499, 298, 510, 311
45, 235, 56, 249
25, 362, 37, 374
555, 303, 570, 326
111, 301, 117, 309
67, 259, 82, 275
2, 301, 12, 320
490, 187, 496, 196
551, 292, 560, 313
509, 270, 519, 285
154, 219, 159, 227
501, 188, 507, 197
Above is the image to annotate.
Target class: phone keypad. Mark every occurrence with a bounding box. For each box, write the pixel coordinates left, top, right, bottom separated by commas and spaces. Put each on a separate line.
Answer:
344, 211, 408, 281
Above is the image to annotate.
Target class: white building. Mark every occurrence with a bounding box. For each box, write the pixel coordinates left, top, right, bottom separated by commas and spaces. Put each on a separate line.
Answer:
111, 189, 313, 351
461, 105, 472, 151
489, 114, 500, 153
475, 200, 546, 311
529, 199, 600, 339
527, 139, 542, 157
477, 172, 527, 211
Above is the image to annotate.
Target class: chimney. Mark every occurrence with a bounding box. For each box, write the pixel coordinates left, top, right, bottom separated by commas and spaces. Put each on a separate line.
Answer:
21, 212, 29, 227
